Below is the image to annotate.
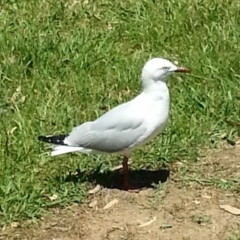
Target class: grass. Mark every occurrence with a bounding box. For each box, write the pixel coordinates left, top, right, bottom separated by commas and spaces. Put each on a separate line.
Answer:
0, 0, 240, 224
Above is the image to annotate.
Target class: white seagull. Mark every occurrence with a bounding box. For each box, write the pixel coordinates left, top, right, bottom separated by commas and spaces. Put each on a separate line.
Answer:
38, 58, 190, 191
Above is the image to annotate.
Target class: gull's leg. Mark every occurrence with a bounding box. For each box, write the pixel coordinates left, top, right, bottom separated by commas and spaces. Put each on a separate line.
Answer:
122, 156, 140, 193
122, 156, 129, 190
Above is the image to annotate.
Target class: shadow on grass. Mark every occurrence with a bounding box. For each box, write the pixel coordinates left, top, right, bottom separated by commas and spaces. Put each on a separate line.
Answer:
62, 168, 170, 190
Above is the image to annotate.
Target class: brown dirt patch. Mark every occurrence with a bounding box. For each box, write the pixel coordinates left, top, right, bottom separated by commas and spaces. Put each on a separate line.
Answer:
2, 144, 240, 240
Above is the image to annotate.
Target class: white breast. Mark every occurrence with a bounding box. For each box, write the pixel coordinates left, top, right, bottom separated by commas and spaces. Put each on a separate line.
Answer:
126, 86, 170, 151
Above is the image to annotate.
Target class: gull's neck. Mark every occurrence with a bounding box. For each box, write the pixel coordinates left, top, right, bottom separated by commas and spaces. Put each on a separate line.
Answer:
142, 80, 169, 102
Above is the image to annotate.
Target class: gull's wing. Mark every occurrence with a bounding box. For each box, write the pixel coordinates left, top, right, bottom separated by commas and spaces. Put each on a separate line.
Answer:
64, 101, 147, 153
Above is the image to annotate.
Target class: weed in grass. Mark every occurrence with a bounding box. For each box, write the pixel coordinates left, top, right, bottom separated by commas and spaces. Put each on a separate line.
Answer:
191, 214, 212, 225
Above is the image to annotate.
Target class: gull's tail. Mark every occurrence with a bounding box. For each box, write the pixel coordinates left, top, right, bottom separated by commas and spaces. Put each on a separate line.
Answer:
38, 135, 83, 157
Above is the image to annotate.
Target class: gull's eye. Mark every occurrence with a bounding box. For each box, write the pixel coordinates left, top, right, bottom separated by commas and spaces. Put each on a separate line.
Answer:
162, 67, 170, 71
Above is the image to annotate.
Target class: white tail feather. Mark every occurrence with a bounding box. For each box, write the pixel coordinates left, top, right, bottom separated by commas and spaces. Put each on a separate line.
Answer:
51, 145, 84, 156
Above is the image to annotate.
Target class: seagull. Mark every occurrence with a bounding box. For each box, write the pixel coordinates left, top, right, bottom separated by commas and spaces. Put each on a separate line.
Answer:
38, 58, 190, 192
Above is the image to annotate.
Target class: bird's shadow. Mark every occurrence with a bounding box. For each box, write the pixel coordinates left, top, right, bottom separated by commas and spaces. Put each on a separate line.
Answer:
62, 167, 170, 190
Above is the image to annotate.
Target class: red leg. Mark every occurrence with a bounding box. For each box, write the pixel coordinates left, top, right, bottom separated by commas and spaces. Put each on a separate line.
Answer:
122, 156, 129, 190
122, 156, 140, 193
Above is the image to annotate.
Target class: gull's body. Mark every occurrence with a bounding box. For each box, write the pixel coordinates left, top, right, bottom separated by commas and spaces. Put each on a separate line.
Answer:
50, 81, 169, 156
38, 58, 190, 191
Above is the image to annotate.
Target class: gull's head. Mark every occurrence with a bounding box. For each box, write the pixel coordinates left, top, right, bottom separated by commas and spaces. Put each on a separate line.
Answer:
141, 58, 190, 87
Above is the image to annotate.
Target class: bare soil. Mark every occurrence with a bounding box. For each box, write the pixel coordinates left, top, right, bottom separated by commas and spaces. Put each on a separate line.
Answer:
2, 144, 240, 240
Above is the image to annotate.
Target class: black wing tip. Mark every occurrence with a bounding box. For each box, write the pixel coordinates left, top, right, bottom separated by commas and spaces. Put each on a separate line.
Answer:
38, 135, 46, 141
38, 134, 68, 145
38, 135, 54, 143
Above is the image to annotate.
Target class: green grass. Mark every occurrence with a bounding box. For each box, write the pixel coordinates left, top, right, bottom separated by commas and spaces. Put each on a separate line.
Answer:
0, 0, 240, 224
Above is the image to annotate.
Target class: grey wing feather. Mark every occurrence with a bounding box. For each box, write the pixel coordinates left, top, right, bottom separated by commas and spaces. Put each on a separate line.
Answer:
64, 102, 147, 152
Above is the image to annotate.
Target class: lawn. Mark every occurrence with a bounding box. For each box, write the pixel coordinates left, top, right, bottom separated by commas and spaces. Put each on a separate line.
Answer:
0, 0, 240, 225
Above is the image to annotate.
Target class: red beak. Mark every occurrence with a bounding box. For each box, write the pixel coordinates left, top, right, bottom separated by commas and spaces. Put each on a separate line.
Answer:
174, 67, 191, 73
